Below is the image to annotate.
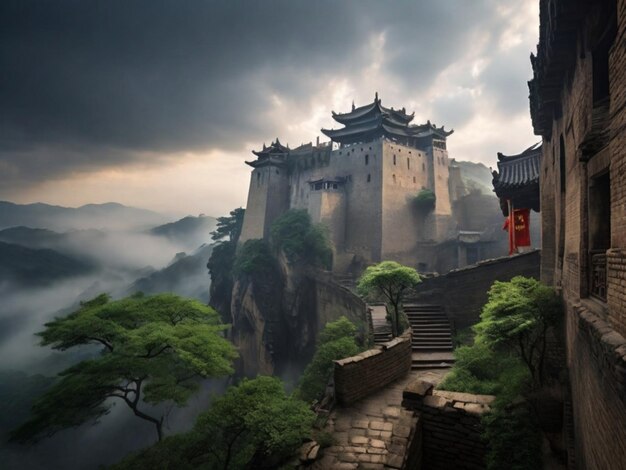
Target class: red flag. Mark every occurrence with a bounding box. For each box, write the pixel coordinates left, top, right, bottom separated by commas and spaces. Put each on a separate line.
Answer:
513, 208, 531, 247
503, 205, 531, 254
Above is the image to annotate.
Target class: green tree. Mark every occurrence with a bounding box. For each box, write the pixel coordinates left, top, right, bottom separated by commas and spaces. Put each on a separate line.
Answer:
11, 293, 237, 443
233, 239, 277, 276
211, 207, 245, 243
270, 209, 332, 269
475, 276, 561, 386
357, 261, 421, 337
113, 376, 315, 470
207, 207, 245, 322
298, 316, 361, 403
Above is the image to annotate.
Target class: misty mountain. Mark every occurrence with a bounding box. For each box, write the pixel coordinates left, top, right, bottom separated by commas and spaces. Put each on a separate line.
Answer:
0, 201, 169, 231
454, 160, 495, 195
0, 241, 95, 288
126, 244, 213, 302
149, 215, 217, 251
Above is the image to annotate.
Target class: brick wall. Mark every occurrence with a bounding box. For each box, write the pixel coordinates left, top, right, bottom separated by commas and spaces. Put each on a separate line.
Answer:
334, 329, 412, 406
534, 1, 626, 468
402, 379, 494, 470
409, 250, 541, 331
565, 301, 626, 470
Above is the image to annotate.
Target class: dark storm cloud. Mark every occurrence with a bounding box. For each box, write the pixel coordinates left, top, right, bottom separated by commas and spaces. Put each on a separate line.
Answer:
0, 0, 533, 185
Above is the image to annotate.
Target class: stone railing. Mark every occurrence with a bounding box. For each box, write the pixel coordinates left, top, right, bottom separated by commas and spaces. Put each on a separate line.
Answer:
402, 379, 494, 470
333, 329, 412, 406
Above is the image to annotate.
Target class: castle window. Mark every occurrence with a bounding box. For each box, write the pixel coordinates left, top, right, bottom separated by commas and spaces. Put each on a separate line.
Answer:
392, 174, 396, 184
407, 158, 410, 169
369, 146, 372, 150
333, 183, 338, 189
315, 182, 322, 190
276, 170, 279, 175
413, 176, 416, 183
393, 155, 396, 165
367, 174, 371, 183
365, 154, 369, 165
422, 163, 425, 171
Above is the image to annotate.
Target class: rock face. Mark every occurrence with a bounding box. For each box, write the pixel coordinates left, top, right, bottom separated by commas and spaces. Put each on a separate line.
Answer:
229, 254, 367, 377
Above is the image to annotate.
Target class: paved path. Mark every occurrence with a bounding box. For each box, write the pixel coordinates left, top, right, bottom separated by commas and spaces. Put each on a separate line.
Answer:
312, 369, 448, 469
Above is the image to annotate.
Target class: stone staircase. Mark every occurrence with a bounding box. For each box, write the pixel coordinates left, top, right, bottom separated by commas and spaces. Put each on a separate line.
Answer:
369, 304, 393, 344
404, 303, 455, 370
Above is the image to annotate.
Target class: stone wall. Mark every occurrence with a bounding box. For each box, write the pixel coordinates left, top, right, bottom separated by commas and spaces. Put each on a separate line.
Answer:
565, 300, 626, 470
532, 2, 626, 467
402, 379, 494, 470
334, 329, 412, 406
409, 249, 541, 331
311, 271, 369, 338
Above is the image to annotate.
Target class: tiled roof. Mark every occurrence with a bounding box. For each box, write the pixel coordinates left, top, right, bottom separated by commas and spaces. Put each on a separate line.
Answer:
492, 142, 541, 191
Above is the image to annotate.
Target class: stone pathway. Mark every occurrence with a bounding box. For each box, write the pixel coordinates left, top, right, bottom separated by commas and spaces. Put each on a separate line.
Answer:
311, 369, 448, 469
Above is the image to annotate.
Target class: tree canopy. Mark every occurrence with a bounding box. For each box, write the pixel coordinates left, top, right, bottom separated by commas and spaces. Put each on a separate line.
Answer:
474, 276, 561, 386
357, 261, 421, 337
298, 316, 362, 403
211, 207, 245, 243
113, 376, 315, 470
270, 209, 332, 269
11, 293, 237, 443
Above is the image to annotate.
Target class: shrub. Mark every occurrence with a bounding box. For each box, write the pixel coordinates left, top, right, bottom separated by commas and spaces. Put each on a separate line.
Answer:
482, 402, 542, 470
113, 376, 315, 470
298, 317, 362, 403
270, 209, 332, 269
413, 189, 436, 211
233, 239, 277, 276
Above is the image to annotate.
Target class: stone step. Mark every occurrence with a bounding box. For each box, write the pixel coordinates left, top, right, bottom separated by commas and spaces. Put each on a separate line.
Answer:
412, 345, 454, 351
412, 340, 453, 345
406, 314, 445, 318
411, 361, 455, 370
413, 330, 452, 338
409, 323, 450, 327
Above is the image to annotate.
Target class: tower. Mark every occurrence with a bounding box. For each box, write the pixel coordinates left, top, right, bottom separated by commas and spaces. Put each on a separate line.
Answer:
238, 139, 290, 244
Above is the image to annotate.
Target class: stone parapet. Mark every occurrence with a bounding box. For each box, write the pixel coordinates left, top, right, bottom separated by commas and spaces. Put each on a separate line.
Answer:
334, 329, 412, 406
402, 379, 494, 470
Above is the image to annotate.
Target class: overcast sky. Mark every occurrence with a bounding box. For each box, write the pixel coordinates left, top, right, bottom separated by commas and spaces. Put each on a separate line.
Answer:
0, 0, 540, 217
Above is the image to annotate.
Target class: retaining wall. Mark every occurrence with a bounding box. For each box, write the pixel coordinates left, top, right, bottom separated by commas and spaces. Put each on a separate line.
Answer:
402, 379, 494, 470
334, 329, 412, 406
410, 250, 541, 331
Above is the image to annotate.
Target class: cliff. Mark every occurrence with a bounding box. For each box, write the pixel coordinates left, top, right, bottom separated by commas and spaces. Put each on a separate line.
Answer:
229, 254, 368, 378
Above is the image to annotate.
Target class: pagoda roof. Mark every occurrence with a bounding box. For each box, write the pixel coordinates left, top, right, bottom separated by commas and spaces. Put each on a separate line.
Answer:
492, 142, 542, 214
331, 93, 414, 125
246, 138, 290, 168
322, 94, 452, 145
252, 138, 290, 157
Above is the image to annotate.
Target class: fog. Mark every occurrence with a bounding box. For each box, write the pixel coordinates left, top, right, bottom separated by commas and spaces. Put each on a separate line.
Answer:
0, 210, 224, 469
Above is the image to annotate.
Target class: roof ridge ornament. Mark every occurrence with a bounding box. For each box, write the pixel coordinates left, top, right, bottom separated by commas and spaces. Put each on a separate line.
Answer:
375, 91, 379, 103
352, 100, 355, 111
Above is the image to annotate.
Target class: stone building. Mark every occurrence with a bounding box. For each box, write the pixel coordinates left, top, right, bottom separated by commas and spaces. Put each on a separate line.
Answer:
528, 0, 626, 467
239, 94, 455, 273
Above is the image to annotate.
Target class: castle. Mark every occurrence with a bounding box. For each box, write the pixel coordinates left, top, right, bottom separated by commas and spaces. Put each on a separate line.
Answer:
239, 94, 456, 273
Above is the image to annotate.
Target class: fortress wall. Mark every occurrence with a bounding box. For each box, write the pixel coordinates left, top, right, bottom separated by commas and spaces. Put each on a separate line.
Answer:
381, 141, 429, 264
308, 190, 346, 250
335, 141, 384, 262
289, 150, 332, 211
239, 165, 288, 243
431, 147, 451, 216
409, 250, 541, 331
